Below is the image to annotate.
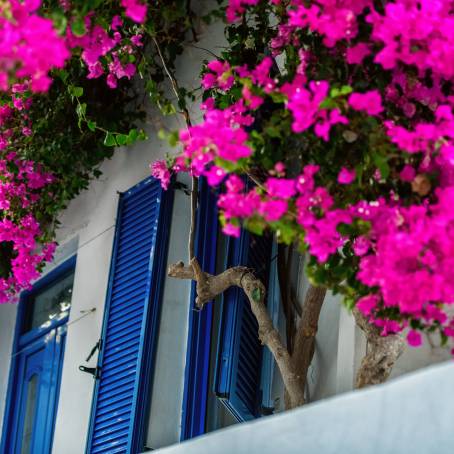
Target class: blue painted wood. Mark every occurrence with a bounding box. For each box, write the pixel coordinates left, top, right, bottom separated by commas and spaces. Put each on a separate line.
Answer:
181, 178, 218, 440
260, 241, 280, 412
0, 256, 76, 454
86, 177, 174, 454
215, 230, 272, 421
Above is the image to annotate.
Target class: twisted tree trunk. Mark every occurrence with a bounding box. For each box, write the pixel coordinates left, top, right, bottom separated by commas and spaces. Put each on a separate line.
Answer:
169, 258, 306, 409
353, 308, 405, 388
291, 286, 327, 390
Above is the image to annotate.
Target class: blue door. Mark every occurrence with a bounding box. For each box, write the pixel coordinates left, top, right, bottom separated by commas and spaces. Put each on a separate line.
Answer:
1, 257, 75, 454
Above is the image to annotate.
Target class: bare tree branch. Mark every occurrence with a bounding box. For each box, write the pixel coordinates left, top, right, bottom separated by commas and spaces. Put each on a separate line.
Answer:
353, 308, 405, 388
152, 37, 198, 262
169, 259, 306, 408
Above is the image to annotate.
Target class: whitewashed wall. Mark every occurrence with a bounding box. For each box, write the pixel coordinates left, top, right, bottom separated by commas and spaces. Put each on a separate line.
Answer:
0, 1, 452, 451
153, 361, 454, 454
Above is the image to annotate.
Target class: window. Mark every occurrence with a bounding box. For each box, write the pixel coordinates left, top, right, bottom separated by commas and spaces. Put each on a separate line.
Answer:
181, 179, 276, 440
85, 177, 173, 454
1, 256, 76, 454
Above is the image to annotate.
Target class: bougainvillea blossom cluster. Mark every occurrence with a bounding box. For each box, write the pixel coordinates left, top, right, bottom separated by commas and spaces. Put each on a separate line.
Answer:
0, 0, 69, 92
0, 0, 453, 356
150, 0, 454, 351
0, 149, 56, 303
67, 15, 144, 89
0, 83, 57, 302
0, 0, 154, 300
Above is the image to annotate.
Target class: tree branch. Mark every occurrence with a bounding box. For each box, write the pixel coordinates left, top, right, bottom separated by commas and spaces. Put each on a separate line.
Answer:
168, 259, 306, 408
353, 308, 405, 388
152, 37, 198, 261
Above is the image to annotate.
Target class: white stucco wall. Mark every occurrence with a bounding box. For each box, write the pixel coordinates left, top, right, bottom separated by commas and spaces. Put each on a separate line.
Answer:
153, 361, 454, 454
50, 143, 198, 453
0, 2, 227, 451
0, 1, 452, 452
0, 304, 17, 433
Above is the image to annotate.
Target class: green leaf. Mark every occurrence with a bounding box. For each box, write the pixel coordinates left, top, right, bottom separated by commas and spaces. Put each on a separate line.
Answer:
340, 85, 353, 95
138, 129, 148, 141
372, 153, 390, 180
116, 134, 128, 146
127, 128, 139, 143
55, 69, 69, 83
51, 12, 68, 35
103, 132, 117, 147
71, 18, 87, 37
264, 126, 281, 138
76, 102, 87, 129
158, 129, 179, 147
343, 296, 356, 311
319, 98, 337, 109
73, 86, 84, 97
167, 131, 179, 147
68, 85, 83, 99
87, 120, 96, 132
158, 129, 167, 141
332, 85, 353, 97
269, 92, 286, 103
245, 217, 266, 236
159, 101, 177, 116
274, 220, 297, 245
76, 102, 86, 117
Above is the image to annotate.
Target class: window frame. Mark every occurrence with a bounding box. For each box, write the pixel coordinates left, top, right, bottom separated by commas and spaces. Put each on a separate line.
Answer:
180, 178, 219, 440
181, 180, 276, 439
0, 254, 77, 454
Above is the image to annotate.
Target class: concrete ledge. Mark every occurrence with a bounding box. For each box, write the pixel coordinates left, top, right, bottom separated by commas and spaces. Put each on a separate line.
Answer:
153, 361, 454, 454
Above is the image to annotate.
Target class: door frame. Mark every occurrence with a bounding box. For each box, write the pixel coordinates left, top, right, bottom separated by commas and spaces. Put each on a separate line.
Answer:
1, 255, 76, 454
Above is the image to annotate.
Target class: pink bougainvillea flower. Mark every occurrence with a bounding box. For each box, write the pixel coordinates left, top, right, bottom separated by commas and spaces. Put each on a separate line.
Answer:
346, 43, 371, 65
348, 90, 384, 116
353, 236, 371, 256
0, 0, 69, 92
407, 330, 422, 347
265, 178, 296, 199
226, 0, 260, 23
202, 60, 234, 91
222, 222, 241, 237
400, 165, 416, 182
225, 174, 245, 193
259, 199, 288, 222
337, 167, 356, 184
150, 160, 171, 190
205, 166, 227, 186
356, 295, 379, 316
121, 0, 148, 23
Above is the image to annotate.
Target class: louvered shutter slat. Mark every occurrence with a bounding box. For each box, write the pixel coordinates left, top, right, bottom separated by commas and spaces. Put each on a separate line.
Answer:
215, 230, 272, 421
86, 178, 173, 453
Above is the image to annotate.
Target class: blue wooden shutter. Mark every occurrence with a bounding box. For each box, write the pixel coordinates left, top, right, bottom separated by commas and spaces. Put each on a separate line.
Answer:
86, 177, 173, 454
214, 230, 272, 421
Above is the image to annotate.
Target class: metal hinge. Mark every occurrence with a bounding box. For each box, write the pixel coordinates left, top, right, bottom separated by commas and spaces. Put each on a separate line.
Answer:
79, 365, 101, 379
86, 339, 102, 362
79, 339, 102, 379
